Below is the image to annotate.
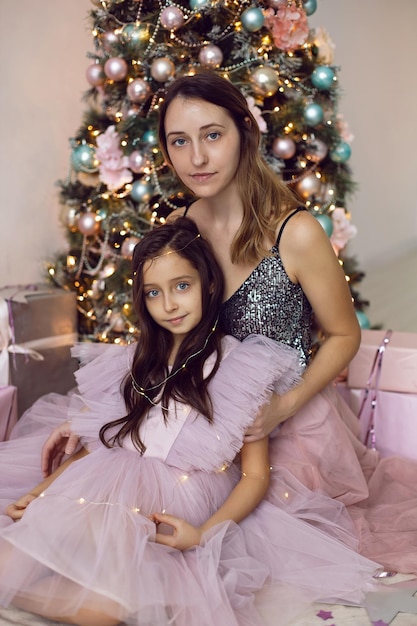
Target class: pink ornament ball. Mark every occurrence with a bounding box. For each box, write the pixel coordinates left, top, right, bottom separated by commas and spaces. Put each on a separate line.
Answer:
101, 30, 119, 52
86, 63, 105, 87
160, 6, 185, 30
77, 212, 99, 236
305, 138, 328, 162
272, 136, 296, 160
127, 78, 151, 103
104, 57, 128, 81
150, 57, 175, 82
121, 236, 141, 259
128, 150, 149, 174
296, 173, 321, 199
198, 44, 223, 69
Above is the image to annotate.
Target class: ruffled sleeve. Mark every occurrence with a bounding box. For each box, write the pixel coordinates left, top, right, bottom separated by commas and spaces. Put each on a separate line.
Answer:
166, 334, 302, 472
67, 343, 134, 449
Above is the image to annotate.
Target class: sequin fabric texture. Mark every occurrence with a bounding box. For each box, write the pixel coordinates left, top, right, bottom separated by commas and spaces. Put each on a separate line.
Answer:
220, 244, 313, 369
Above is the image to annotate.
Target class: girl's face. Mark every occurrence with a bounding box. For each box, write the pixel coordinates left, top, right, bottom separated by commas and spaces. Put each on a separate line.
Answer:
143, 251, 203, 350
164, 96, 241, 201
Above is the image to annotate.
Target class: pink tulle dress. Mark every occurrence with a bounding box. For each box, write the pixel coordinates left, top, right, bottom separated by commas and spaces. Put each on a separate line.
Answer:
0, 336, 379, 626
220, 207, 417, 575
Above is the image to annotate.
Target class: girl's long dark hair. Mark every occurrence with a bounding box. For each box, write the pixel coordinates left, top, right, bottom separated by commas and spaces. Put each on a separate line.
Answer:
99, 217, 224, 453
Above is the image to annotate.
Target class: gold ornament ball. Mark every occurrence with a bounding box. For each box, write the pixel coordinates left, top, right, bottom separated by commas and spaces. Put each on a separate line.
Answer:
250, 66, 279, 97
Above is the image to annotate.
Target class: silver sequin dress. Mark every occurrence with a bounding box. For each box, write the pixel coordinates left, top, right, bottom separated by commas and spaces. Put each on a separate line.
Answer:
220, 208, 313, 368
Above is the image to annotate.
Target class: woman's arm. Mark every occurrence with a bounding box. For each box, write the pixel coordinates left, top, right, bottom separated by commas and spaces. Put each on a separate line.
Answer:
245, 211, 361, 440
6, 446, 89, 522
152, 437, 270, 550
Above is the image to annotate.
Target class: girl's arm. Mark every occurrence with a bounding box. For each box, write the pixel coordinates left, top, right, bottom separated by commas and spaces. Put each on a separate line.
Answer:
6, 446, 89, 522
152, 437, 270, 551
245, 211, 361, 440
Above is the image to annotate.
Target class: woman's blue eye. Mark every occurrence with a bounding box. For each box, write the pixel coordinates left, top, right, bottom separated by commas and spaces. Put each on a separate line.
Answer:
173, 138, 186, 147
207, 131, 220, 141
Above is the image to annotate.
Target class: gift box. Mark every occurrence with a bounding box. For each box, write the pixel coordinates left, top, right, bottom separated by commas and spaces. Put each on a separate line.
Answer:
0, 385, 18, 441
347, 329, 417, 394
348, 387, 417, 461
0, 284, 79, 416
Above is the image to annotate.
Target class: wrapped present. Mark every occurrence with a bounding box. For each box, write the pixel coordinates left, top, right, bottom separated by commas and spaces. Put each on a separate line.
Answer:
348, 387, 417, 461
0, 284, 79, 416
0, 385, 18, 441
347, 329, 417, 394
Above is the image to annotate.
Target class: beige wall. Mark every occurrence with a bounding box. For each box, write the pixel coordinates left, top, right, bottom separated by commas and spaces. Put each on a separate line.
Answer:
1, 0, 416, 286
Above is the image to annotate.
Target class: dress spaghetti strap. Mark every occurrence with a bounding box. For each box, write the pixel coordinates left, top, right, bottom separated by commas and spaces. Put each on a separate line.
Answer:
276, 206, 306, 247
183, 206, 190, 217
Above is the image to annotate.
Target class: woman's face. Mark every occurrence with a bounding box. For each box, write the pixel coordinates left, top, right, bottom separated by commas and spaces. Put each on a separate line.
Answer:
163, 96, 241, 201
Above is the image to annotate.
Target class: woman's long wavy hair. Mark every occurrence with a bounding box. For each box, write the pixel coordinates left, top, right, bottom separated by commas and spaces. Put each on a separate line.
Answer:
158, 70, 299, 264
99, 217, 224, 453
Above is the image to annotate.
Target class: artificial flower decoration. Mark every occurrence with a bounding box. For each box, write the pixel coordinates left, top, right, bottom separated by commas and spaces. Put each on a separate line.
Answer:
336, 113, 354, 144
311, 26, 336, 64
330, 207, 358, 254
246, 96, 267, 133
264, 3, 309, 53
95, 125, 133, 191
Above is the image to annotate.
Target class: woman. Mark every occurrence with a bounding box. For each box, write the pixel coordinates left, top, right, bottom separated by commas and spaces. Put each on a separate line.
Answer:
43, 71, 417, 574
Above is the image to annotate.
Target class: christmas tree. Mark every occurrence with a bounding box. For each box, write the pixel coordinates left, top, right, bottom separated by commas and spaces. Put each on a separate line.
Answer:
48, 0, 369, 343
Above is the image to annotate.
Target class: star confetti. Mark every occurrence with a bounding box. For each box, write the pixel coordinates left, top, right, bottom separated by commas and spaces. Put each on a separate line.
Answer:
371, 621, 389, 626
316, 609, 333, 620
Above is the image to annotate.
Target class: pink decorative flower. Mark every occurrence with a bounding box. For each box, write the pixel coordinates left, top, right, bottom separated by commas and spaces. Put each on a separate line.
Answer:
95, 125, 133, 191
264, 4, 309, 53
330, 207, 357, 254
336, 114, 354, 144
311, 26, 336, 64
246, 96, 267, 133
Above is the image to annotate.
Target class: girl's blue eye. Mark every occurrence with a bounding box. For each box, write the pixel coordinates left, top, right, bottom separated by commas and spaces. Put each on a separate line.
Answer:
173, 138, 186, 147
147, 289, 159, 298
177, 282, 189, 291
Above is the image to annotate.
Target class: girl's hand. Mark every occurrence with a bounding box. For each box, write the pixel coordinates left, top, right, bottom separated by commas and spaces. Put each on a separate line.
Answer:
151, 512, 202, 551
6, 493, 37, 522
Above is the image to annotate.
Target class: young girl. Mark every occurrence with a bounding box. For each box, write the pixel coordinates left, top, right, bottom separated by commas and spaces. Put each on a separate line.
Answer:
0, 218, 379, 626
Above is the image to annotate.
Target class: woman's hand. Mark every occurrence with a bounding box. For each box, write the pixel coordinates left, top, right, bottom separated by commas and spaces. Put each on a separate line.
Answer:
41, 421, 80, 477
151, 512, 202, 551
6, 493, 37, 522
244, 389, 299, 442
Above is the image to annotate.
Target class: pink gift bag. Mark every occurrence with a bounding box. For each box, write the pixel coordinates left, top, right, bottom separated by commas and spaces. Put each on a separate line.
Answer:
0, 385, 18, 441
351, 329, 417, 461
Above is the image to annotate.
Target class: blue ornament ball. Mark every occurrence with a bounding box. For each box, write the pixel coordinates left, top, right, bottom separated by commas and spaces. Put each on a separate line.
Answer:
130, 179, 153, 204
142, 129, 158, 146
71, 143, 98, 173
241, 7, 265, 32
303, 0, 317, 16
303, 103, 324, 127
330, 142, 352, 163
314, 213, 333, 237
356, 310, 371, 329
311, 66, 335, 91
189, 0, 210, 9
